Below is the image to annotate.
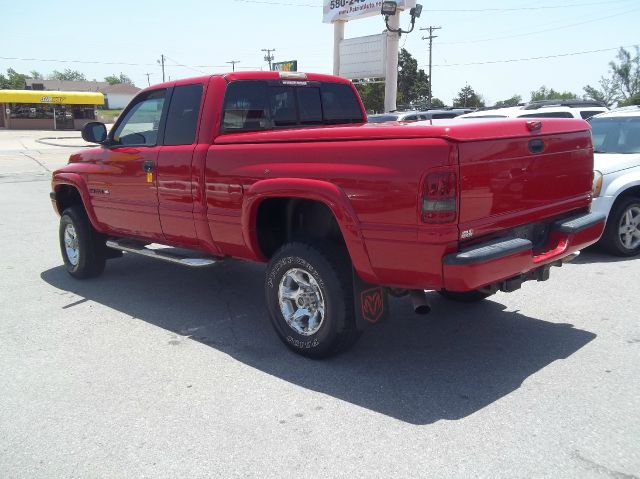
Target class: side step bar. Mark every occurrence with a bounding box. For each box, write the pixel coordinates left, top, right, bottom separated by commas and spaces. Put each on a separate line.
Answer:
106, 240, 221, 268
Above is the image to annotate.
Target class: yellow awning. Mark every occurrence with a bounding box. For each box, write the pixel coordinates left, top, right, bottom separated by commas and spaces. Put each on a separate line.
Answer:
0, 90, 104, 105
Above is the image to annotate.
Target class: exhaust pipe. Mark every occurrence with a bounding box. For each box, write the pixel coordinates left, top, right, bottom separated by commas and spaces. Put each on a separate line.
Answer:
409, 290, 431, 315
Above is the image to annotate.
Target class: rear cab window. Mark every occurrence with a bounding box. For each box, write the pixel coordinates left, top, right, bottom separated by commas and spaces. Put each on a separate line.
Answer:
222, 80, 363, 133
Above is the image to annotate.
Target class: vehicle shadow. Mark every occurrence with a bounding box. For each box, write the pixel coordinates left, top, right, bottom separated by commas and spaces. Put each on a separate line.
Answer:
41, 256, 595, 425
570, 245, 640, 264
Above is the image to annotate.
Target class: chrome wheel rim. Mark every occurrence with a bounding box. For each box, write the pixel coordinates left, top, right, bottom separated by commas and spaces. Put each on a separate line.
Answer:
64, 223, 80, 266
618, 205, 640, 251
278, 268, 325, 336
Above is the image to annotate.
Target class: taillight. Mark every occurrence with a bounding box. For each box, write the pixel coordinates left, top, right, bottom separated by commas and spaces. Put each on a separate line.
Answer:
421, 172, 457, 223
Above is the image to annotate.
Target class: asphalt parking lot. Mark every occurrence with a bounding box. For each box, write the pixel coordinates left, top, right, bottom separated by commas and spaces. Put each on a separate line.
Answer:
0, 129, 638, 478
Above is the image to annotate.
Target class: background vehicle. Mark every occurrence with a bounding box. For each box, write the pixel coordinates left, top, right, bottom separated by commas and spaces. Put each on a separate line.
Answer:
589, 106, 640, 256
458, 100, 608, 120
50, 71, 605, 358
368, 109, 471, 122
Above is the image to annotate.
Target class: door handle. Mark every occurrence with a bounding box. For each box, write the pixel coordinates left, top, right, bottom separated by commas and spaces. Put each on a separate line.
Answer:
143, 160, 155, 172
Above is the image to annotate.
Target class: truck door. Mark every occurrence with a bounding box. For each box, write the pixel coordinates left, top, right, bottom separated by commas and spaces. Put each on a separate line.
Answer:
87, 89, 167, 241
156, 83, 204, 245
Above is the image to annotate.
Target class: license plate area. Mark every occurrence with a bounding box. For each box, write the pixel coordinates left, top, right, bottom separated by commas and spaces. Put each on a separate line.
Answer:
511, 223, 550, 251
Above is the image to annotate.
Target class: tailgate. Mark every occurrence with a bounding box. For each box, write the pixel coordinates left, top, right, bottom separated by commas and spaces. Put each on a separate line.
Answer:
457, 127, 593, 240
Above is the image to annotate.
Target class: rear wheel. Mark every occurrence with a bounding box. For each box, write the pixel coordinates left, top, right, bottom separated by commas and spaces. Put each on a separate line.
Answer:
601, 197, 640, 256
438, 289, 494, 302
264, 242, 360, 358
59, 206, 106, 278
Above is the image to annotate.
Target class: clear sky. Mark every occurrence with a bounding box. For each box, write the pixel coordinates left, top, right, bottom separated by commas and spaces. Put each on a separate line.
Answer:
1, 0, 638, 105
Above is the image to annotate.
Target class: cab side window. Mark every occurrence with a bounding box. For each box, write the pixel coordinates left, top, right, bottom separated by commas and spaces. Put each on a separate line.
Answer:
113, 89, 166, 146
164, 84, 203, 145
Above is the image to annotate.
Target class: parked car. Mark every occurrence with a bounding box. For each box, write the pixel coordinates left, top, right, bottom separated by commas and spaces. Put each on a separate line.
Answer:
589, 106, 640, 256
50, 71, 605, 357
368, 109, 471, 122
458, 100, 608, 120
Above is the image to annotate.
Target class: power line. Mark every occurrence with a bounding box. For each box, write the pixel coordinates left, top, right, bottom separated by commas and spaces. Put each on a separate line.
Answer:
226, 60, 241, 72
440, 7, 640, 45
420, 26, 442, 108
231, 0, 630, 10
426, 44, 637, 68
262, 48, 276, 71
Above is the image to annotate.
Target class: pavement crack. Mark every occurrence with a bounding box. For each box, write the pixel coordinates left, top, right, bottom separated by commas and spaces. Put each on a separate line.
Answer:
572, 450, 638, 479
20, 151, 52, 172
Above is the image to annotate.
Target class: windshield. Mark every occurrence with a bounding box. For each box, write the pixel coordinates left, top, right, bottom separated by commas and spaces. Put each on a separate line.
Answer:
589, 116, 640, 153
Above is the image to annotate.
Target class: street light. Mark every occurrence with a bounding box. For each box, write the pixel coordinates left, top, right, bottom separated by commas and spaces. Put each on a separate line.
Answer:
381, 1, 423, 35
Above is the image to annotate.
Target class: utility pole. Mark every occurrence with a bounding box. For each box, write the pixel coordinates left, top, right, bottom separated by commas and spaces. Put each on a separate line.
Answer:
261, 48, 275, 71
158, 54, 166, 82
420, 26, 441, 108
226, 60, 241, 72
144, 72, 152, 86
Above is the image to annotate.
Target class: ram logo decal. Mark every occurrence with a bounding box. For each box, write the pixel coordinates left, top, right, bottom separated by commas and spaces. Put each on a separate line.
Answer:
361, 287, 384, 324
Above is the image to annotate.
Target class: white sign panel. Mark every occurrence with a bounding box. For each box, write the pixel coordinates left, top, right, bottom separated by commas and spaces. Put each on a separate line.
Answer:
339, 34, 386, 79
323, 0, 416, 24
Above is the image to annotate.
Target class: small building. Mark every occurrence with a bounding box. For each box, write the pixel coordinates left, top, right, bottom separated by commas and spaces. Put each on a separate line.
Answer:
24, 79, 140, 110
0, 90, 104, 130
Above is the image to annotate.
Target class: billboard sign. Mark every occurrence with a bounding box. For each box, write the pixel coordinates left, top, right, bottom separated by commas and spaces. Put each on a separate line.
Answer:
339, 34, 386, 79
272, 61, 298, 72
323, 0, 416, 24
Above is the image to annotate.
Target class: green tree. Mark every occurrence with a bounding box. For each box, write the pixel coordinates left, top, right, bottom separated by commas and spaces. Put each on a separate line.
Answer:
0, 68, 29, 89
354, 81, 385, 113
104, 73, 134, 85
48, 69, 87, 81
530, 86, 577, 102
453, 85, 485, 108
494, 94, 522, 107
397, 48, 430, 107
583, 77, 619, 107
430, 97, 445, 108
609, 46, 640, 102
29, 70, 44, 80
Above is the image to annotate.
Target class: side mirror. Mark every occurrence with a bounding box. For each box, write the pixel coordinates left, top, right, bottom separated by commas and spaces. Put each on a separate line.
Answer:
82, 122, 107, 143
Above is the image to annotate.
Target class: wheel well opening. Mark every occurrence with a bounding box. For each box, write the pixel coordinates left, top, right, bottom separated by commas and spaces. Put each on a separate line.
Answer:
256, 198, 345, 258
56, 186, 83, 214
618, 185, 640, 202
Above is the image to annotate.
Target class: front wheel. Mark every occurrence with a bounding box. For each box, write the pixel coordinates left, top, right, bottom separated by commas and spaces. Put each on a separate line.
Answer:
264, 242, 360, 358
600, 197, 640, 256
59, 206, 106, 279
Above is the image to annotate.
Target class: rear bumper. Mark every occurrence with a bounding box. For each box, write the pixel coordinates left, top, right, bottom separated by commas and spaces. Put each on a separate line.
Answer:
442, 212, 605, 291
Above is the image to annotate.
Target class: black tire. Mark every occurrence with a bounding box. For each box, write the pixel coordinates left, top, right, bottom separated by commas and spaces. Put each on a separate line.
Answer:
264, 242, 361, 358
600, 197, 640, 257
438, 289, 494, 302
59, 206, 106, 279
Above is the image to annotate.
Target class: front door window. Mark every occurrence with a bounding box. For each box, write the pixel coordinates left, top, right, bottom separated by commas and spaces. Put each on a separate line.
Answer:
112, 90, 166, 146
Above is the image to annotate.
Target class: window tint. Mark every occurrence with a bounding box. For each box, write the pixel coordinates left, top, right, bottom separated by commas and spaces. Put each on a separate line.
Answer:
590, 117, 640, 153
113, 90, 166, 146
432, 113, 457, 119
580, 110, 603, 120
164, 84, 203, 145
517, 111, 573, 118
403, 115, 417, 121
320, 83, 364, 124
270, 87, 298, 126
222, 80, 364, 132
223, 81, 269, 132
297, 87, 323, 125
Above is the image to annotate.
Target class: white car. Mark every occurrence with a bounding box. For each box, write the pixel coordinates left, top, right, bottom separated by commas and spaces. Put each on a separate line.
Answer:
458, 100, 608, 120
589, 107, 640, 256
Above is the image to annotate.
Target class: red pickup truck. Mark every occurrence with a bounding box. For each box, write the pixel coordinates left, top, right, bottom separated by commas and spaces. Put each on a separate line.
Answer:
50, 71, 605, 357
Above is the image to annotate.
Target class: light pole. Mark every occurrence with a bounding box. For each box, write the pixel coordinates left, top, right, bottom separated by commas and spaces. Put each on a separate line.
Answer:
261, 48, 275, 71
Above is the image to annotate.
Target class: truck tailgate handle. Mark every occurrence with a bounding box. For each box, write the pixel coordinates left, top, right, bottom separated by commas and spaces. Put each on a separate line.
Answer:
528, 139, 545, 154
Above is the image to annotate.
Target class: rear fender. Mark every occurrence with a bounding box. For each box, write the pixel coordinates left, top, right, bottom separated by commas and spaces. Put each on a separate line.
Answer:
52, 172, 104, 233
243, 178, 377, 283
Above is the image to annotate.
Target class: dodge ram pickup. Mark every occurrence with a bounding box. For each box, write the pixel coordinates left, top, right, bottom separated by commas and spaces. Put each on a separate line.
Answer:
50, 71, 606, 358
